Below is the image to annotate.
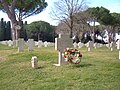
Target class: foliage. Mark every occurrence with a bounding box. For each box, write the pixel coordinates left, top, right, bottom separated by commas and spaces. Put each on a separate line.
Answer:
26, 21, 56, 42
0, 18, 12, 41
0, 0, 48, 40
0, 44, 120, 90
0, 18, 5, 41
5, 21, 12, 40
0, 0, 48, 21
51, 0, 87, 38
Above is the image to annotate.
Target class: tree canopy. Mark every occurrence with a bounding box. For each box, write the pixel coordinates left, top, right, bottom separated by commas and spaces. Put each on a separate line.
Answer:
0, 0, 47, 41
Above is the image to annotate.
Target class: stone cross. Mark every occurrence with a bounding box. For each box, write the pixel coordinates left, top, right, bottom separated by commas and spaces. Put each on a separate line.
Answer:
54, 34, 73, 66
18, 38, 24, 52
28, 39, 35, 51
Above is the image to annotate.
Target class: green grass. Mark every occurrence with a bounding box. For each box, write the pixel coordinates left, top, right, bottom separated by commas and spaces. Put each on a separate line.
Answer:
0, 44, 120, 90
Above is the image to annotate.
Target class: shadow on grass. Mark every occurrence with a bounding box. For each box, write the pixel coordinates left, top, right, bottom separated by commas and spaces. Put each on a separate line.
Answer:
73, 63, 93, 68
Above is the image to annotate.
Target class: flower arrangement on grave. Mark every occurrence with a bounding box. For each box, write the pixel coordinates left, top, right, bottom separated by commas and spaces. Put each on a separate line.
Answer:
63, 48, 82, 64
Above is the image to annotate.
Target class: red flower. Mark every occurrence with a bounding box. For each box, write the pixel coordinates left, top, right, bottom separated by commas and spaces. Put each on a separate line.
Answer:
79, 54, 82, 57
64, 55, 66, 58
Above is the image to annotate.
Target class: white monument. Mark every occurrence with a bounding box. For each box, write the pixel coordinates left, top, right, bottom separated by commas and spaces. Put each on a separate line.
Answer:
78, 42, 84, 48
88, 41, 93, 51
73, 42, 78, 48
38, 40, 43, 48
117, 40, 120, 49
54, 34, 73, 66
110, 42, 115, 51
31, 56, 38, 68
44, 41, 48, 47
18, 38, 24, 52
8, 40, 13, 47
28, 39, 35, 51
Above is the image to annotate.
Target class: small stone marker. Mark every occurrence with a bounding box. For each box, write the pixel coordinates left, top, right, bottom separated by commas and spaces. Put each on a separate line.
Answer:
31, 56, 38, 68
73, 42, 78, 48
38, 40, 43, 48
44, 41, 48, 47
88, 41, 93, 51
110, 42, 115, 51
28, 39, 35, 51
54, 34, 73, 66
18, 38, 24, 52
8, 40, 13, 47
117, 40, 120, 49
78, 42, 84, 48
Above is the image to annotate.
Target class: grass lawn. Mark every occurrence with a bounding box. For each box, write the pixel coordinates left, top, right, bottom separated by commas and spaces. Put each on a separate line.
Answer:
0, 44, 120, 90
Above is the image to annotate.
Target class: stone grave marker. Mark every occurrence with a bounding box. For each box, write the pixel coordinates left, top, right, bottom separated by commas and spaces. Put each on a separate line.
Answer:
73, 42, 78, 48
110, 41, 115, 51
38, 40, 43, 48
78, 42, 84, 48
28, 39, 35, 51
54, 34, 73, 66
44, 41, 48, 47
8, 40, 13, 47
88, 41, 94, 51
31, 56, 38, 69
117, 40, 120, 49
18, 38, 24, 52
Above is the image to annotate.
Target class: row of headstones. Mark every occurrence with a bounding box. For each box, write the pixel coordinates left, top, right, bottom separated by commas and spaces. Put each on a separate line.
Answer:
17, 39, 55, 52
0, 39, 54, 49
73, 40, 119, 51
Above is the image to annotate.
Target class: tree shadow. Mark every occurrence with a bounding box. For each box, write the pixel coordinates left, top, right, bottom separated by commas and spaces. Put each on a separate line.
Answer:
73, 63, 93, 68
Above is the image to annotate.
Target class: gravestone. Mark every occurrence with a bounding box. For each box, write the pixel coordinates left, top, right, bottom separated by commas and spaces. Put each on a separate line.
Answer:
28, 39, 35, 51
117, 40, 120, 49
110, 42, 115, 51
44, 41, 48, 47
18, 38, 24, 52
8, 40, 13, 47
31, 56, 38, 69
54, 34, 73, 66
78, 42, 84, 48
88, 41, 93, 51
38, 40, 43, 48
73, 42, 78, 48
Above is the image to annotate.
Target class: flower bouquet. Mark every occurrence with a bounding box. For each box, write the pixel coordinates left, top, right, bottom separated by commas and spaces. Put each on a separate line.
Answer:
63, 48, 82, 64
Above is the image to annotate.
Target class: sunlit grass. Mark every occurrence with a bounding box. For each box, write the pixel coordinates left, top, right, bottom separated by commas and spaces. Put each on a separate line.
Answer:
0, 44, 120, 90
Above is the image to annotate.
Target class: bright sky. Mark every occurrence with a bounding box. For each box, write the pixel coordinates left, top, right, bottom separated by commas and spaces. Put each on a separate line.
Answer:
0, 0, 120, 26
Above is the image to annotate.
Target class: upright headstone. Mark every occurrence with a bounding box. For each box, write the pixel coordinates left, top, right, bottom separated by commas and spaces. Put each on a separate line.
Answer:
110, 42, 115, 51
78, 42, 84, 48
117, 40, 120, 49
18, 38, 24, 52
31, 56, 38, 68
54, 34, 73, 66
38, 40, 43, 48
28, 39, 35, 51
44, 41, 48, 47
73, 42, 78, 48
88, 41, 93, 51
8, 40, 13, 47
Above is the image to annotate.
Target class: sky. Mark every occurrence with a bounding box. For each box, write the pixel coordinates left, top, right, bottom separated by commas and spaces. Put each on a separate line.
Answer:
0, 0, 120, 26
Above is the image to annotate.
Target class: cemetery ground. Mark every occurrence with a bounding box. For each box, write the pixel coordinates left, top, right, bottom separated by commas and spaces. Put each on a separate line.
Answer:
0, 44, 120, 90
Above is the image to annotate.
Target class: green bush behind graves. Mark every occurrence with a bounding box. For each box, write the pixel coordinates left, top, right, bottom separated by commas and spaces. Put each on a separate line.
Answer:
0, 44, 120, 90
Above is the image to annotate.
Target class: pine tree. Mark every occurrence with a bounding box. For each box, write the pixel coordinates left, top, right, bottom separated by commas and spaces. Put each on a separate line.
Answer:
5, 21, 12, 40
